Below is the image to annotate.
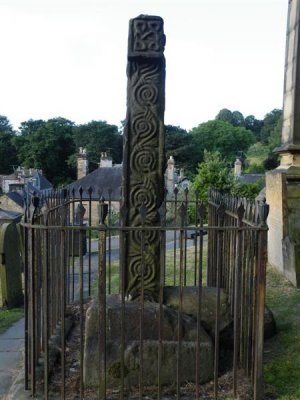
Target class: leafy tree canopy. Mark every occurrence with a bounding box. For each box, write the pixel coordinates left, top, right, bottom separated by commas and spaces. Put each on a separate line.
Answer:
190, 120, 256, 173
165, 125, 193, 172
73, 121, 122, 170
17, 117, 76, 186
260, 108, 282, 143
0, 115, 18, 174
192, 150, 235, 204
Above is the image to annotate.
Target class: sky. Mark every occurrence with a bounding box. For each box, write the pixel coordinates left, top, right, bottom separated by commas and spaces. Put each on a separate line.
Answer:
0, 0, 288, 131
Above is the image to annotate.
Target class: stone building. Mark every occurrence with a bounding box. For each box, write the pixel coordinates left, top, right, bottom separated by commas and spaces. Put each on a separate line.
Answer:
165, 156, 190, 195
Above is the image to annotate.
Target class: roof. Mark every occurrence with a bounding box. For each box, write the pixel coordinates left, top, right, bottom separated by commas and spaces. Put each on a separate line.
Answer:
237, 174, 265, 185
67, 166, 122, 201
32, 172, 53, 190
0, 208, 23, 222
6, 191, 24, 208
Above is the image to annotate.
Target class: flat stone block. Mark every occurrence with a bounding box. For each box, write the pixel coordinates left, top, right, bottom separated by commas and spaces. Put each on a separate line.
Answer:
163, 286, 232, 337
84, 296, 213, 389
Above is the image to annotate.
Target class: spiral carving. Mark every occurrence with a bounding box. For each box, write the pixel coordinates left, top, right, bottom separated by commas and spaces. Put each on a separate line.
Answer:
132, 112, 157, 142
130, 147, 157, 174
134, 83, 158, 106
130, 186, 155, 209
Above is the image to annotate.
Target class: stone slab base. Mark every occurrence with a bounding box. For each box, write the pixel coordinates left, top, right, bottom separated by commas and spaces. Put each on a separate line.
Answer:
84, 296, 213, 389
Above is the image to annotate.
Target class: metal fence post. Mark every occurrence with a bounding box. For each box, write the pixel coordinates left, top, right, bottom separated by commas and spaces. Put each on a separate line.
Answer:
98, 197, 108, 399
253, 200, 269, 400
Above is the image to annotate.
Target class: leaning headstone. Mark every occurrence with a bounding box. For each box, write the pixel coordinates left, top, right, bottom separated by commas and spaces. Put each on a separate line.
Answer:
0, 223, 23, 307
266, 0, 300, 286
121, 14, 166, 301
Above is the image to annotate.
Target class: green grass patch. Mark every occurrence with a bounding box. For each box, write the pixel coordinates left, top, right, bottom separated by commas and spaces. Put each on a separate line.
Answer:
264, 266, 300, 399
246, 142, 269, 166
91, 243, 208, 297
0, 307, 24, 335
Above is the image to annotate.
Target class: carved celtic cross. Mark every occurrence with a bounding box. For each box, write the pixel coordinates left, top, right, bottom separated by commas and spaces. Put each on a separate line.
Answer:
121, 15, 166, 301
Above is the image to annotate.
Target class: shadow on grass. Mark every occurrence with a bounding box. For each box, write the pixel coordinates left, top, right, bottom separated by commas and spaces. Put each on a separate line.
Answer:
264, 266, 300, 399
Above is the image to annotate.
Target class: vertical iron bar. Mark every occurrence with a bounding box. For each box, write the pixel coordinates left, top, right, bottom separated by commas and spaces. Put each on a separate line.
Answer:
233, 205, 244, 396
108, 188, 112, 294
60, 207, 66, 400
98, 199, 107, 400
214, 204, 225, 399
176, 204, 185, 399
253, 228, 267, 400
88, 187, 93, 297
195, 203, 205, 398
43, 214, 49, 399
79, 189, 84, 399
30, 212, 36, 397
173, 188, 178, 285
23, 200, 29, 390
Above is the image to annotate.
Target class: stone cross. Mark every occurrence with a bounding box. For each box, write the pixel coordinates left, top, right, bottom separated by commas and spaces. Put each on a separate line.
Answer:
121, 15, 166, 301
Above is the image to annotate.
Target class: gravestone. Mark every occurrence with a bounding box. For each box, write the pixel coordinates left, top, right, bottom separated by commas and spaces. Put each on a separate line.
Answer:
0, 223, 23, 307
266, 0, 300, 286
121, 14, 166, 301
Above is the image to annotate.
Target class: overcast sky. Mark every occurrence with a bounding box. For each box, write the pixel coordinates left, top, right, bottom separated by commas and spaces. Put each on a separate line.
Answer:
0, 0, 288, 131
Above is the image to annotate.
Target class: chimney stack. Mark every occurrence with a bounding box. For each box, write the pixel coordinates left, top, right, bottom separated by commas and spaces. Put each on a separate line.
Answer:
234, 158, 242, 176
77, 147, 88, 179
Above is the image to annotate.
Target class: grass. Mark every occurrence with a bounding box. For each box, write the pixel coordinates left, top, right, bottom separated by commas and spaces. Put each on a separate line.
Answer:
0, 307, 24, 335
91, 241, 208, 296
246, 142, 269, 165
264, 266, 300, 399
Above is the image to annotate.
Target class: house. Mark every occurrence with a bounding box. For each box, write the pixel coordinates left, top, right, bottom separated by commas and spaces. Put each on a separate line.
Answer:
1, 167, 52, 195
67, 150, 190, 225
0, 169, 53, 217
0, 208, 23, 225
165, 156, 190, 195
67, 150, 122, 225
233, 158, 265, 186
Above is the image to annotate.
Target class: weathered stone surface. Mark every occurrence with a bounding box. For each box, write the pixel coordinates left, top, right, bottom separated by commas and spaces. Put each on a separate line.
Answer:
163, 286, 232, 337
0, 223, 23, 307
121, 15, 166, 301
84, 296, 213, 388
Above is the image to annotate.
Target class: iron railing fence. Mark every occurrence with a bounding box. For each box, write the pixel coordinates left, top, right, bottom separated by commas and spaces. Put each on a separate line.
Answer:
21, 187, 268, 400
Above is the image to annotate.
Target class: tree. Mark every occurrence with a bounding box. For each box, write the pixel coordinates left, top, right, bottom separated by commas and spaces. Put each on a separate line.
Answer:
73, 121, 122, 170
0, 115, 18, 174
215, 109, 245, 127
244, 115, 263, 141
17, 118, 76, 186
260, 109, 282, 143
165, 125, 193, 172
215, 108, 234, 124
231, 111, 245, 127
192, 151, 235, 203
190, 120, 256, 173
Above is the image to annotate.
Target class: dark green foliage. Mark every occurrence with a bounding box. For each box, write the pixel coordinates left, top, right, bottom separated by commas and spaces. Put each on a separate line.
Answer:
73, 121, 122, 171
215, 108, 234, 124
232, 178, 264, 200
260, 108, 282, 143
192, 151, 235, 204
244, 114, 264, 140
0, 116, 18, 174
17, 118, 76, 186
190, 120, 256, 173
165, 125, 193, 172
